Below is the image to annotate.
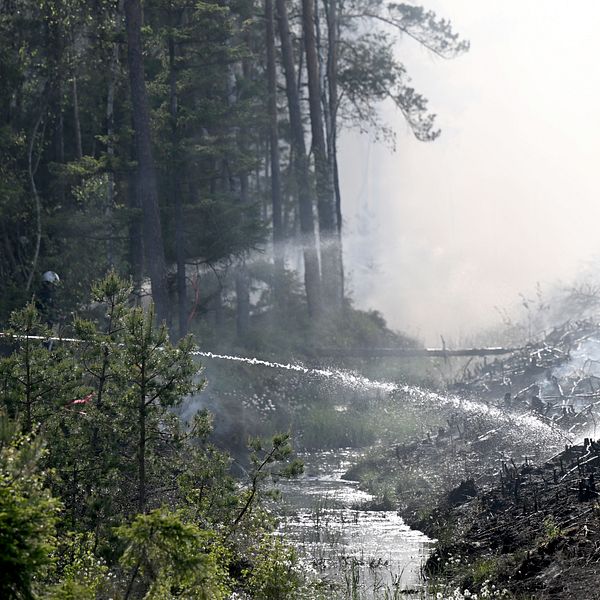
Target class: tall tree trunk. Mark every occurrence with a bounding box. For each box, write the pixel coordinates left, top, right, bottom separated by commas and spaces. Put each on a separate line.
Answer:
213, 285, 225, 333
324, 0, 344, 300
235, 263, 250, 337
128, 167, 144, 301
167, 25, 188, 340
302, 0, 342, 310
226, 58, 252, 339
72, 76, 83, 159
235, 154, 251, 338
275, 0, 322, 318
265, 0, 285, 304
55, 79, 66, 205
106, 40, 119, 267
259, 138, 268, 222
324, 0, 343, 299
124, 0, 169, 325
174, 186, 187, 338
26, 109, 45, 292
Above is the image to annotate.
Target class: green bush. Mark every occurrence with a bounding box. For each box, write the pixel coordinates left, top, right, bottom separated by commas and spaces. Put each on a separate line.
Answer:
0, 417, 61, 600
116, 509, 231, 599
243, 536, 302, 600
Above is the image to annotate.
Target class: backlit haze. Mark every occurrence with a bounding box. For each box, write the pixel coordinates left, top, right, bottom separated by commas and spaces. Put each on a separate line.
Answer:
340, 0, 600, 345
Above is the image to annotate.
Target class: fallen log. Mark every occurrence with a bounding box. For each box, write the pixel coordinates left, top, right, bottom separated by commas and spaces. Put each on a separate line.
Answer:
315, 346, 521, 358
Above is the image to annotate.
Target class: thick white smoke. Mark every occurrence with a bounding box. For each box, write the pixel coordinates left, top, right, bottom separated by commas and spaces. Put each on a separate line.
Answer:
339, 0, 600, 345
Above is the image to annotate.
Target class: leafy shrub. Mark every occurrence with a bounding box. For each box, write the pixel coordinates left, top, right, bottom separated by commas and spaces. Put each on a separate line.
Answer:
0, 417, 60, 599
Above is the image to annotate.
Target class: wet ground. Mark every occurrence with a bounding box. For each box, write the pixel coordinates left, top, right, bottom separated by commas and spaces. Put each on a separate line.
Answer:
277, 448, 433, 597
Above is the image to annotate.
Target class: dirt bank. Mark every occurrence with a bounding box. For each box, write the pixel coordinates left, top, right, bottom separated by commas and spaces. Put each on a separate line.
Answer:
413, 436, 600, 599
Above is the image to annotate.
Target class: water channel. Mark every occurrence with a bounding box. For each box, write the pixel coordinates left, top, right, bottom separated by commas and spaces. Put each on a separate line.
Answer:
277, 448, 434, 599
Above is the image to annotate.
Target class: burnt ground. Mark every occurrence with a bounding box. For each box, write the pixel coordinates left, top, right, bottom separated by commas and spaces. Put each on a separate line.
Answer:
345, 321, 600, 598
412, 436, 600, 599
345, 410, 600, 598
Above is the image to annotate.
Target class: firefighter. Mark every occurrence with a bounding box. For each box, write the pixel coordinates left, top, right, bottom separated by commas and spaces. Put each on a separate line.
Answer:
36, 271, 60, 326
36, 271, 60, 349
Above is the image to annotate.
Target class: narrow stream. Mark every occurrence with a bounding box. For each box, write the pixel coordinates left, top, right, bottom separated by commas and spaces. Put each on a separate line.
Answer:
277, 448, 434, 598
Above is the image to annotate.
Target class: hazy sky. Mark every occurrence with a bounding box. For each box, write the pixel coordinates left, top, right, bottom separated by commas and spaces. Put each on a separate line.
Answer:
340, 0, 600, 345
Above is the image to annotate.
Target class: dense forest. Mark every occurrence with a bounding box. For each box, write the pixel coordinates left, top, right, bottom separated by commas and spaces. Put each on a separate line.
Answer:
0, 0, 468, 339
0, 0, 469, 598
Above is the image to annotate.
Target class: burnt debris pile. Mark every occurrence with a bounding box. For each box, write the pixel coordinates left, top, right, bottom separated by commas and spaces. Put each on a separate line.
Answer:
343, 319, 600, 596
452, 319, 600, 438
395, 321, 600, 597
421, 437, 600, 599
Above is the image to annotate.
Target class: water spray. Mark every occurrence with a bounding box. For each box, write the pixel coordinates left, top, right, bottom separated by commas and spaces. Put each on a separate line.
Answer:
193, 350, 397, 393
193, 350, 571, 443
0, 332, 574, 443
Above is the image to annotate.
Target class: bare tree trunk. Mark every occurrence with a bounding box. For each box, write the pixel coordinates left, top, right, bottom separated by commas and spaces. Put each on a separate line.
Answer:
26, 110, 45, 292
235, 152, 251, 338
128, 167, 144, 301
275, 0, 322, 318
106, 39, 119, 267
174, 188, 187, 338
137, 368, 146, 513
213, 285, 225, 333
324, 0, 344, 299
167, 23, 188, 340
124, 0, 169, 325
265, 0, 285, 303
235, 263, 250, 337
72, 76, 83, 159
302, 0, 342, 310
55, 80, 66, 205
225, 56, 252, 339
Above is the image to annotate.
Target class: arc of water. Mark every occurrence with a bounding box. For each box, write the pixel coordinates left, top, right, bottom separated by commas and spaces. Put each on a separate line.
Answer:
194, 351, 570, 444
0, 332, 573, 443
193, 350, 397, 393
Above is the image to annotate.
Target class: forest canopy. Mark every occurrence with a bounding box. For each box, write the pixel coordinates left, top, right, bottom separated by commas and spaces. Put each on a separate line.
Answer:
0, 0, 467, 341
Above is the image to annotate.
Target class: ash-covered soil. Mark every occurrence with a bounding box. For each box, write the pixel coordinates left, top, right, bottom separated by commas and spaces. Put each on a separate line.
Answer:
345, 321, 600, 598
413, 436, 600, 599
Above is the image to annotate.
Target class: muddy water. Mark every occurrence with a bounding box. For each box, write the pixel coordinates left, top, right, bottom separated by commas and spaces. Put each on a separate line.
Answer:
277, 449, 434, 598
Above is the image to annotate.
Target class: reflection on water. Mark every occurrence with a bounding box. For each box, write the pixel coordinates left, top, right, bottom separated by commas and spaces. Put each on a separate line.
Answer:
277, 449, 433, 597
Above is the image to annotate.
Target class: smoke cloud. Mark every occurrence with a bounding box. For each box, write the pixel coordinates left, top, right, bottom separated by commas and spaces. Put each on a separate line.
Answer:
340, 0, 600, 345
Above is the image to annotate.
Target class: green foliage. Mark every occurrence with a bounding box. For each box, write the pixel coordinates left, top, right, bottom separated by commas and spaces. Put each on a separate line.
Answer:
470, 557, 501, 586
0, 416, 61, 600
542, 516, 562, 542
298, 406, 378, 449
176, 411, 240, 527
230, 433, 303, 534
0, 0, 470, 582
44, 534, 109, 600
116, 508, 230, 599
1, 303, 81, 431
65, 273, 202, 522
243, 535, 303, 600
0, 0, 467, 339
0, 275, 308, 599
338, 0, 468, 142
